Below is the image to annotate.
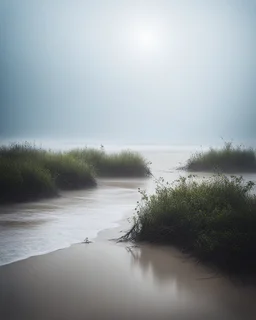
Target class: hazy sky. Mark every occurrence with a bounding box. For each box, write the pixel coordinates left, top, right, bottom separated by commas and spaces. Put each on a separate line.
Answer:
0, 0, 255, 144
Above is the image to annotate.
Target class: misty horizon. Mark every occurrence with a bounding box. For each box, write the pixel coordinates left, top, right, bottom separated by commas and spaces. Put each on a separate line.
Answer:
1, 0, 256, 144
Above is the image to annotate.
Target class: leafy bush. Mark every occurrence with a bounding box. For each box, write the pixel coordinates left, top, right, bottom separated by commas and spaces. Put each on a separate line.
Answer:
123, 174, 256, 273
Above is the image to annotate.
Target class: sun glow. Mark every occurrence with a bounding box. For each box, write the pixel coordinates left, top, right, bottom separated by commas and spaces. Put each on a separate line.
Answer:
133, 28, 159, 52
125, 21, 166, 58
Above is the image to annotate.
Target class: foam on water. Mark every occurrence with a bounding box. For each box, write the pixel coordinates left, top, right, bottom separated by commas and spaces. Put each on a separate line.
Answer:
0, 180, 146, 266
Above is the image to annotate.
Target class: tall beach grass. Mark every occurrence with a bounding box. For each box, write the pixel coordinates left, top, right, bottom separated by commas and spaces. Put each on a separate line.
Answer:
0, 158, 57, 203
0, 143, 150, 204
184, 142, 256, 173
68, 148, 151, 177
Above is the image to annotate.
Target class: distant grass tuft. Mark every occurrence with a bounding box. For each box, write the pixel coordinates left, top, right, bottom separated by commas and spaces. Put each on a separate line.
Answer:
184, 142, 256, 173
123, 174, 256, 273
68, 148, 151, 177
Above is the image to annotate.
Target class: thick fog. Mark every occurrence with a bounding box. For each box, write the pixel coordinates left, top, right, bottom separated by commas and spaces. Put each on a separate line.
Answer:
0, 0, 255, 144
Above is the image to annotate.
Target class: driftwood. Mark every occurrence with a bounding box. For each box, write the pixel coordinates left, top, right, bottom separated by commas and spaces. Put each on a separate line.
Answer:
117, 224, 137, 242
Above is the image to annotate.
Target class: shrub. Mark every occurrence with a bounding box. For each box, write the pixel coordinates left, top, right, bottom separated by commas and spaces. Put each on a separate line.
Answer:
123, 174, 256, 273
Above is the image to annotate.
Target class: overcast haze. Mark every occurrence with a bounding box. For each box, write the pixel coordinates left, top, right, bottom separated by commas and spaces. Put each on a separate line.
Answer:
0, 0, 255, 144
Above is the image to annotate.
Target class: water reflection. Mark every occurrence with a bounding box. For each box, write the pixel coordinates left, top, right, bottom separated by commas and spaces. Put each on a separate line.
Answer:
127, 244, 209, 285
125, 244, 256, 320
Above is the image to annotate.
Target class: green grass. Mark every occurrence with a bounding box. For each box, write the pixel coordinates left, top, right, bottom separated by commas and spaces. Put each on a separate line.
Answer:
68, 148, 151, 177
184, 142, 256, 173
0, 144, 96, 203
123, 174, 256, 274
42, 153, 95, 190
0, 158, 57, 203
0, 143, 150, 204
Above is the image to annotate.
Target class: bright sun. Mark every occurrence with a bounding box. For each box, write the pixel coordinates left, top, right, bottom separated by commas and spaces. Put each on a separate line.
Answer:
126, 23, 164, 57
134, 29, 159, 52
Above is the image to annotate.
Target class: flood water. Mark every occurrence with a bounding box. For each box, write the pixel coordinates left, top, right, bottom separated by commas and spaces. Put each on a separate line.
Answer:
1, 143, 256, 266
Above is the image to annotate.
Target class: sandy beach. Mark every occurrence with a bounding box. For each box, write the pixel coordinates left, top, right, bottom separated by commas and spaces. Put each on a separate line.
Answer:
1, 230, 256, 320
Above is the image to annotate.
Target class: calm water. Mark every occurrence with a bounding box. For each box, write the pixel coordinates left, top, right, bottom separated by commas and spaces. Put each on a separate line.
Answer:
2, 242, 256, 320
1, 143, 256, 266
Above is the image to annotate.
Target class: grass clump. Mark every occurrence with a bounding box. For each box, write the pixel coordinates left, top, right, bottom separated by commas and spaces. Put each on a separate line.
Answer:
0, 158, 57, 203
184, 142, 256, 173
0, 143, 150, 204
123, 174, 256, 273
42, 153, 96, 190
68, 148, 151, 177
0, 143, 96, 204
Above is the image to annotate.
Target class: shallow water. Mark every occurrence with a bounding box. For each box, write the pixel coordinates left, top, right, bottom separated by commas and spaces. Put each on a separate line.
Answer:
1, 242, 256, 320
1, 145, 256, 266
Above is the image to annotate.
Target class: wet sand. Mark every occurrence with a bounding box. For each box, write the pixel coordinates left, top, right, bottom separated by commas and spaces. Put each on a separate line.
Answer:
1, 241, 256, 320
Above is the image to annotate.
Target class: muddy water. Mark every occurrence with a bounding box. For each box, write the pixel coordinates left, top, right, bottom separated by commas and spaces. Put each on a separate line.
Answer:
0, 146, 256, 266
1, 242, 256, 320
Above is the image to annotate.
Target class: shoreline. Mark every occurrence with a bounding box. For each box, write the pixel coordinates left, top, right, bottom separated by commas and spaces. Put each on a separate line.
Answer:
0, 211, 130, 267
1, 208, 256, 319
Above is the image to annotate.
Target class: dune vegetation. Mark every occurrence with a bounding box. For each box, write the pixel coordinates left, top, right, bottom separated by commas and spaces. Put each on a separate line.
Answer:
122, 174, 256, 273
184, 142, 256, 173
68, 148, 151, 177
0, 143, 150, 204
